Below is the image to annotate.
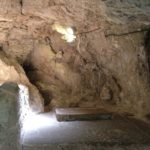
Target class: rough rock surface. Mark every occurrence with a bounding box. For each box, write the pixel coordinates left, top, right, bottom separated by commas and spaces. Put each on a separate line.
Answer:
0, 0, 150, 118
0, 51, 43, 112
0, 82, 20, 150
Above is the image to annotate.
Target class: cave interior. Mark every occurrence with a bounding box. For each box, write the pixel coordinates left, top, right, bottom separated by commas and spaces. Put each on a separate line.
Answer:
0, 0, 150, 149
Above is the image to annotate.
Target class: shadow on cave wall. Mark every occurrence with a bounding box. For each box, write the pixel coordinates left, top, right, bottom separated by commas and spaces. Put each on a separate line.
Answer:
0, 45, 3, 51
23, 63, 52, 108
145, 30, 150, 73
144, 30, 150, 120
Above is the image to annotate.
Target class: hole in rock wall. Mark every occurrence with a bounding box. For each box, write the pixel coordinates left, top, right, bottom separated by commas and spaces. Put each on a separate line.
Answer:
52, 23, 76, 43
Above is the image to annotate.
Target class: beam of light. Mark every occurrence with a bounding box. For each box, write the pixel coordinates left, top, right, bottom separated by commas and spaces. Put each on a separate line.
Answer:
18, 85, 32, 133
22, 113, 57, 132
18, 84, 56, 134
52, 23, 76, 43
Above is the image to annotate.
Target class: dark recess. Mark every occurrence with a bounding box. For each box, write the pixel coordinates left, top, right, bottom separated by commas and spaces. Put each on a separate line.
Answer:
0, 45, 3, 51
23, 63, 52, 106
145, 30, 150, 72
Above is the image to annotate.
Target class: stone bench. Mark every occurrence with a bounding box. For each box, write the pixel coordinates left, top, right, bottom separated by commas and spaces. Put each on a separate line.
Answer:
55, 108, 113, 121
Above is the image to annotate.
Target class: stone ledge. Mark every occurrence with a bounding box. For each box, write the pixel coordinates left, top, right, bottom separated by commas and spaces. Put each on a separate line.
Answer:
55, 108, 113, 121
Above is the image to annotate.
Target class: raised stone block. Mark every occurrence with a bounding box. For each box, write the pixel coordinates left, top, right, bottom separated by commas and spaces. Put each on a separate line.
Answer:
55, 108, 113, 122
0, 82, 20, 150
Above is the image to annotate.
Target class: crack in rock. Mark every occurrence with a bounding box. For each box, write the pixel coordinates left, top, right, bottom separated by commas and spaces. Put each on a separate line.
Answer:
20, 0, 23, 15
105, 27, 150, 37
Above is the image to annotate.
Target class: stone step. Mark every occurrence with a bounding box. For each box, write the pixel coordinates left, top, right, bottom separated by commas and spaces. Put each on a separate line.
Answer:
55, 108, 113, 121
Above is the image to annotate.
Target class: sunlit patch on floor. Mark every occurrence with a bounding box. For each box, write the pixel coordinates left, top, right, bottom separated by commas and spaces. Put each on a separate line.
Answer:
22, 113, 57, 132
19, 84, 56, 135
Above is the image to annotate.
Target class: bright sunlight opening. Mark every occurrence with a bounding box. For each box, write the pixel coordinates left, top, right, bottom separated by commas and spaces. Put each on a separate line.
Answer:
52, 23, 76, 43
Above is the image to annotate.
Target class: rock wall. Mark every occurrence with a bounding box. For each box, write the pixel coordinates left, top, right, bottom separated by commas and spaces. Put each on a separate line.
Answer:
0, 83, 20, 150
0, 0, 150, 118
0, 51, 43, 112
